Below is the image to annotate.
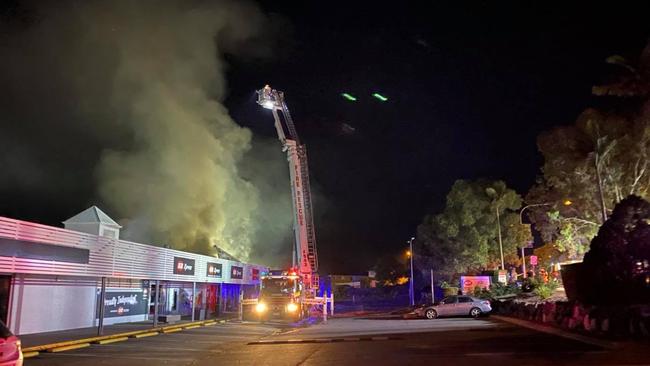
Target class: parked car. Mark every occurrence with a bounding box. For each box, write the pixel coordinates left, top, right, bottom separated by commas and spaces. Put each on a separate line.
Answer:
0, 321, 22, 366
415, 295, 491, 319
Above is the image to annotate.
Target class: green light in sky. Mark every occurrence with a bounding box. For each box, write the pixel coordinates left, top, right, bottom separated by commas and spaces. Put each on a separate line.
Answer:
341, 93, 357, 101
372, 93, 388, 101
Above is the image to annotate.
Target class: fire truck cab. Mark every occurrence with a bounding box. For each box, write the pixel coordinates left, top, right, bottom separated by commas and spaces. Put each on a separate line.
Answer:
255, 269, 308, 322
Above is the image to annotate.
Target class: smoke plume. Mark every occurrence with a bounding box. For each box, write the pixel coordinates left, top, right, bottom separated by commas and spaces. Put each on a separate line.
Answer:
0, 1, 292, 263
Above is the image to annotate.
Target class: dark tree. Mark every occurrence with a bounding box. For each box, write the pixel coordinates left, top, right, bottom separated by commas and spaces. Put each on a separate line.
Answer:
580, 195, 650, 304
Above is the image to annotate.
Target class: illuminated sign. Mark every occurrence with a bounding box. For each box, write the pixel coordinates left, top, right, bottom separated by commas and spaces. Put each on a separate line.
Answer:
230, 265, 243, 279
206, 262, 222, 278
252, 268, 260, 281
460, 276, 491, 295
173, 256, 195, 275
97, 289, 147, 318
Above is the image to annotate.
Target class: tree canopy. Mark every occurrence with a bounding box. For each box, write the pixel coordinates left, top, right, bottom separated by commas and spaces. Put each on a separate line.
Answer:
525, 42, 650, 261
417, 179, 531, 276
580, 195, 650, 304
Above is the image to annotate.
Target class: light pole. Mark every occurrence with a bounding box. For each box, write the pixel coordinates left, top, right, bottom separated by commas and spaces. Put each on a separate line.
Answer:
519, 203, 551, 278
519, 200, 572, 277
519, 200, 573, 225
408, 237, 415, 307
485, 188, 505, 271
495, 205, 504, 271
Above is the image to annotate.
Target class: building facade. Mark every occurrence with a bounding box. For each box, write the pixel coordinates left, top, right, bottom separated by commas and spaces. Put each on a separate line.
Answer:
0, 207, 266, 335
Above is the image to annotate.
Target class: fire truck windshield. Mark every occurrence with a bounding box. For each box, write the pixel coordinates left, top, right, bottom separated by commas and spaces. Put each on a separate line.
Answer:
261, 278, 295, 296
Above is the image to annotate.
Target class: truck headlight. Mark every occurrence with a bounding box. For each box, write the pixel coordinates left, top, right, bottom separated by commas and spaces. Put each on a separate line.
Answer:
286, 303, 298, 312
255, 302, 268, 313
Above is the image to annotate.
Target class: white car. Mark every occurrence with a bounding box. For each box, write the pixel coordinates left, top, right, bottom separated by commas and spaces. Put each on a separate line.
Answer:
0, 321, 22, 366
415, 295, 491, 319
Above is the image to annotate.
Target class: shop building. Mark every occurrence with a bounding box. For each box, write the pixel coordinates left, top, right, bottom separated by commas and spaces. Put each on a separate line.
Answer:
0, 206, 266, 335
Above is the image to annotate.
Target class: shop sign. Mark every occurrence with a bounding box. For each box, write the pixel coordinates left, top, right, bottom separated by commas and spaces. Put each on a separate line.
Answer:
460, 276, 491, 295
252, 268, 260, 281
97, 289, 147, 318
206, 262, 222, 278
498, 270, 508, 284
231, 265, 243, 279
173, 256, 195, 275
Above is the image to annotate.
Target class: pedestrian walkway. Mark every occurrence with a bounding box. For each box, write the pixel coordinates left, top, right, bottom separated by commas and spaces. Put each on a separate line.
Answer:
20, 315, 237, 348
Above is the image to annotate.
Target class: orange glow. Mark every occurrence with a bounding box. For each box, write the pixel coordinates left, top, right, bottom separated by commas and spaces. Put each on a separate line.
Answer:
406, 250, 411, 257
396, 276, 409, 285
563, 200, 572, 206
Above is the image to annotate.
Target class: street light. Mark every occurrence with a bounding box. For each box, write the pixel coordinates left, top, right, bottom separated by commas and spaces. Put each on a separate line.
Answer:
518, 200, 572, 277
408, 237, 415, 307
519, 200, 572, 225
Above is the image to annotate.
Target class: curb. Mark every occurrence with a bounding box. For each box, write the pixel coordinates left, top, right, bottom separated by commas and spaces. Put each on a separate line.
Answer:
492, 315, 619, 350
22, 318, 234, 354
23, 351, 39, 359
94, 336, 129, 345
130, 331, 159, 339
46, 343, 90, 353
162, 328, 183, 334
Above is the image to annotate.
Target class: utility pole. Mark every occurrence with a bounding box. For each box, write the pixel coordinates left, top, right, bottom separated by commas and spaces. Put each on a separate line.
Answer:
521, 247, 527, 279
409, 237, 415, 307
496, 206, 504, 271
430, 269, 435, 304
486, 187, 505, 271
595, 152, 608, 224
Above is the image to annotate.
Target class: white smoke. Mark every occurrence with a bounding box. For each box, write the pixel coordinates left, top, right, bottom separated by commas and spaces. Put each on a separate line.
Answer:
0, 0, 292, 262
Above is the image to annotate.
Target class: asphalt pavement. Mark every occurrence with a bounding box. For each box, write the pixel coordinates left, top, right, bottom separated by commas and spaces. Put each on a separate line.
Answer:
25, 316, 650, 365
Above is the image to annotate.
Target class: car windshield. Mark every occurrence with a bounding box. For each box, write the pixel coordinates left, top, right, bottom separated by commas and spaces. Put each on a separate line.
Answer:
261, 278, 295, 296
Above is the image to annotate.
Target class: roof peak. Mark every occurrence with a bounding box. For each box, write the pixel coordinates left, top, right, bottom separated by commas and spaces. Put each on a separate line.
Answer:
63, 206, 122, 228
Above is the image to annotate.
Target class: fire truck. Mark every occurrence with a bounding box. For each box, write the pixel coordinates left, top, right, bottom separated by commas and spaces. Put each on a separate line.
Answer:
254, 269, 308, 321
251, 86, 322, 321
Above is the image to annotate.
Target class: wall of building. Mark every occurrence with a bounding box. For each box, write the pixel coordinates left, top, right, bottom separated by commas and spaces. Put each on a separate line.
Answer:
9, 275, 152, 335
0, 215, 267, 284
0, 216, 266, 335
9, 275, 98, 335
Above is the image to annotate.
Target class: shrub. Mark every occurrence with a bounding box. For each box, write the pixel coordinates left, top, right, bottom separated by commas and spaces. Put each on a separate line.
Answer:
473, 282, 520, 300
532, 278, 559, 300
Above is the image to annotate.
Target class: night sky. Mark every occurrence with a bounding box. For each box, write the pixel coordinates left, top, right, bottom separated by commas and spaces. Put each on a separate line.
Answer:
1, 2, 649, 274
226, 2, 649, 273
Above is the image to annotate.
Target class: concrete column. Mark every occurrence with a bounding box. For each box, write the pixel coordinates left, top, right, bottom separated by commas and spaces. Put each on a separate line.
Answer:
191, 282, 196, 322
153, 280, 159, 327
97, 277, 107, 336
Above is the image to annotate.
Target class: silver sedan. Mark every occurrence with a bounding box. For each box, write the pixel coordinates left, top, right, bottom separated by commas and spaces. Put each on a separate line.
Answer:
415, 295, 491, 319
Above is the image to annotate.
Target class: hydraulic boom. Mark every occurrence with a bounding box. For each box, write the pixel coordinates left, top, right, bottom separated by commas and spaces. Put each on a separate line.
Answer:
256, 85, 319, 292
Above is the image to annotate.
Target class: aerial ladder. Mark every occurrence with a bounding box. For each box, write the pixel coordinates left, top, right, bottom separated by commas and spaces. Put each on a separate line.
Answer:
256, 85, 319, 292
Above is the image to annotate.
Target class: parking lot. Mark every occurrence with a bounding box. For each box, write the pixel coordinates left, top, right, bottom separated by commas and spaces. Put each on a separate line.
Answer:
26, 322, 280, 366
